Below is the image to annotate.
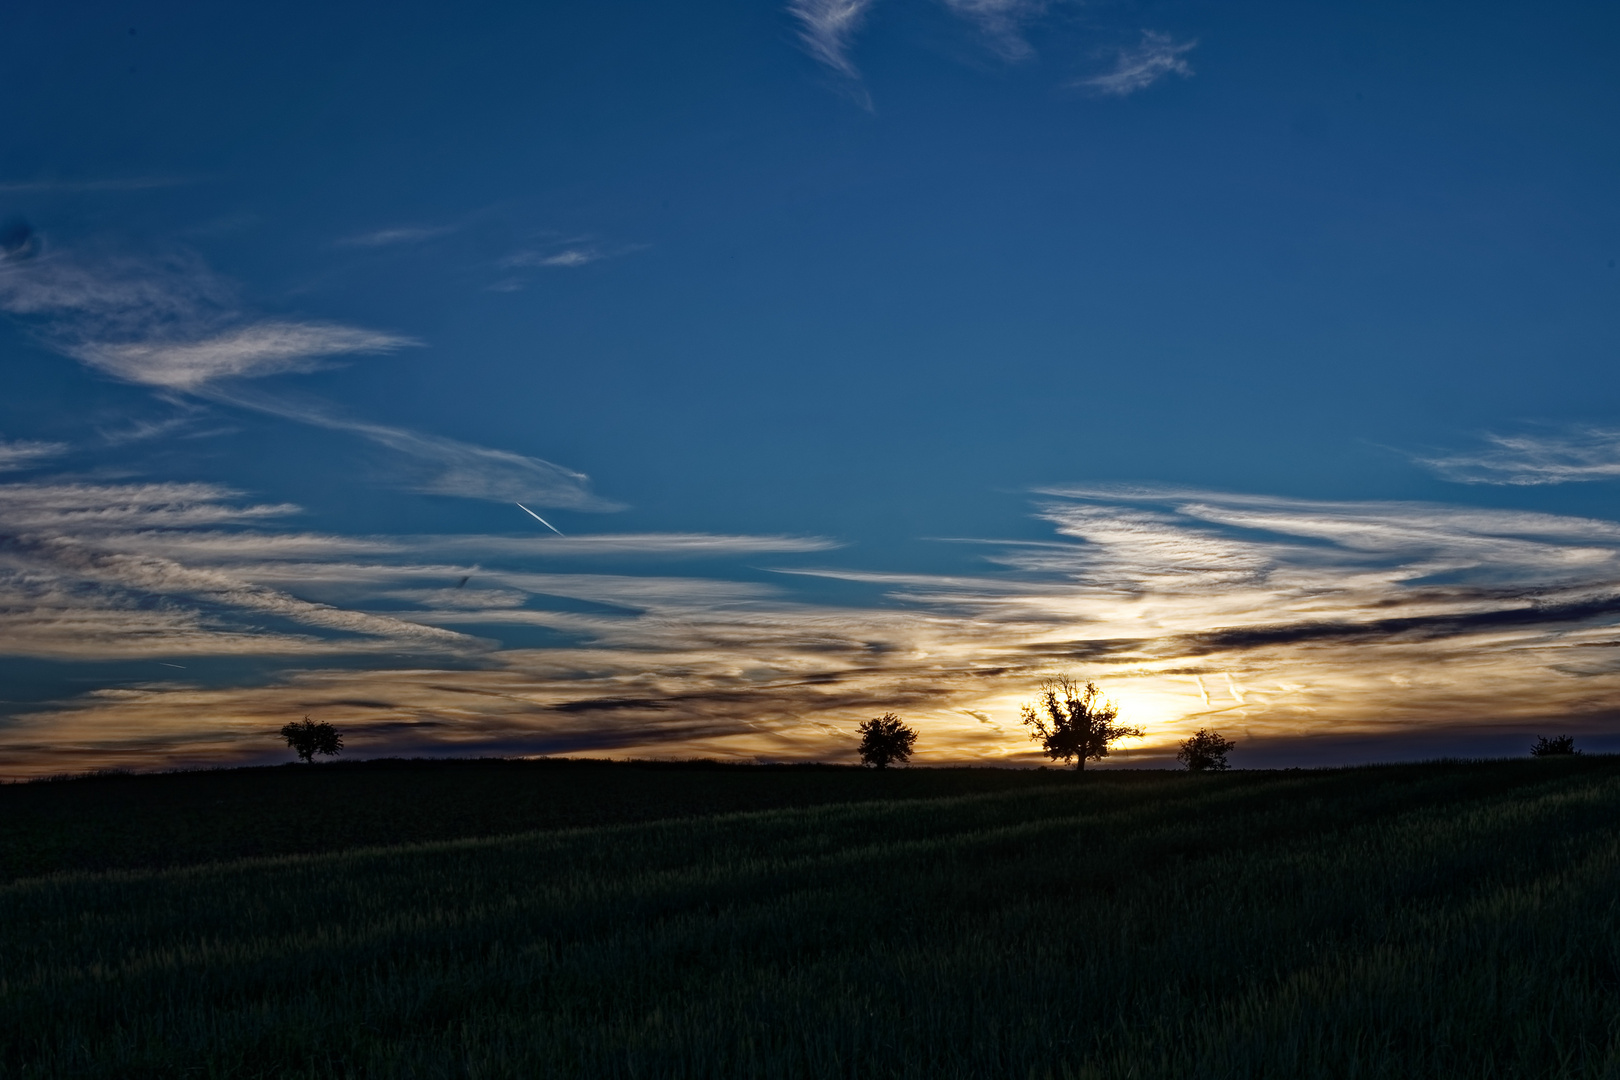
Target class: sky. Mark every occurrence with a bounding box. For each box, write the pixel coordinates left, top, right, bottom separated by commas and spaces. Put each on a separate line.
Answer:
1, 0, 1619, 776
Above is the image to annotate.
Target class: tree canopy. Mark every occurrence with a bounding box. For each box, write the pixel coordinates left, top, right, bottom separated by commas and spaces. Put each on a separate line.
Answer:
1019, 677, 1142, 770
280, 717, 343, 764
1530, 735, 1580, 757
1177, 728, 1236, 772
857, 713, 918, 769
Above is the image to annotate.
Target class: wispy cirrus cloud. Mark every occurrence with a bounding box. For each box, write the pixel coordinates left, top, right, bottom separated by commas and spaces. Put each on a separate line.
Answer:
7, 482, 1620, 777
490, 239, 648, 293
939, 0, 1044, 61
785, 3, 1202, 104
498, 236, 649, 273
206, 387, 617, 510
0, 245, 233, 330
334, 225, 456, 249
0, 237, 610, 510
71, 321, 417, 390
0, 243, 411, 389
500, 247, 604, 269
90, 529, 837, 565
0, 478, 860, 775
789, 0, 876, 81
1417, 428, 1620, 486
0, 438, 67, 472
94, 405, 213, 447
351, 421, 613, 508
791, 0, 1040, 82
0, 482, 479, 664
1079, 31, 1196, 97
11, 536, 475, 649
427, 532, 841, 558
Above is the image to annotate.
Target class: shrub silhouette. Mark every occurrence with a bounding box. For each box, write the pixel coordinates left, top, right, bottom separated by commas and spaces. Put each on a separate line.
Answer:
280, 717, 343, 764
1530, 734, 1580, 757
857, 713, 918, 769
1019, 676, 1142, 771
1178, 728, 1236, 771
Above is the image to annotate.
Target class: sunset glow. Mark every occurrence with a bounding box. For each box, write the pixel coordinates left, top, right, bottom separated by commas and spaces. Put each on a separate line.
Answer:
3, 1, 1617, 775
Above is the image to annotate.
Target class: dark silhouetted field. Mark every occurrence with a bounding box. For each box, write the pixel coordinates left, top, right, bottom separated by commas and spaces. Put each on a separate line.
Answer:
4, 756, 1619, 1077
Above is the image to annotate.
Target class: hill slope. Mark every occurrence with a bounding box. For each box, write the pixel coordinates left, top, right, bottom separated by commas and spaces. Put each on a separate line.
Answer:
4, 758, 1618, 1077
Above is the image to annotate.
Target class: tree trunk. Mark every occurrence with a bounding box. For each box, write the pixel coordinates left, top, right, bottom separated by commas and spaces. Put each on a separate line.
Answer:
1075, 755, 1085, 771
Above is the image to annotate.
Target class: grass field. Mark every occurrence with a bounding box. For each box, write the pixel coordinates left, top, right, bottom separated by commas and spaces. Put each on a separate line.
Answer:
0, 758, 1063, 882
4, 756, 1619, 1078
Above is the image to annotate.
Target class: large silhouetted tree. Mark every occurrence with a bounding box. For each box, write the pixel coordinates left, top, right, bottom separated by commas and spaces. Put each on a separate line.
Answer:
1019, 677, 1142, 771
1177, 728, 1236, 772
857, 713, 918, 769
280, 717, 343, 764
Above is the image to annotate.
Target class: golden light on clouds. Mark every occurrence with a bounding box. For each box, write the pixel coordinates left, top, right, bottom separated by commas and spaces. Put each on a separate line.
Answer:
3, 481, 1620, 776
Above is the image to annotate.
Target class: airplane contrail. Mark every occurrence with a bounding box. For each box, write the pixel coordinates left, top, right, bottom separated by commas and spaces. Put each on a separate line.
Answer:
515, 502, 564, 535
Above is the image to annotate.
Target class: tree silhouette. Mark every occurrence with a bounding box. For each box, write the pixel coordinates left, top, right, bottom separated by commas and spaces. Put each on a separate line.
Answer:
857, 713, 918, 769
1019, 676, 1142, 770
1530, 734, 1580, 757
1177, 728, 1236, 771
280, 717, 343, 763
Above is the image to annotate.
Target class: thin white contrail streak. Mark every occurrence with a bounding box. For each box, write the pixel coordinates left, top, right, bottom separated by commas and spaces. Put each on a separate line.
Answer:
515, 502, 564, 535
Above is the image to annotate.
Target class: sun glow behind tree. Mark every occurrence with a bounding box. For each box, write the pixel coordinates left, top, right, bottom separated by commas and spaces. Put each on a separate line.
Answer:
2, 481, 1619, 775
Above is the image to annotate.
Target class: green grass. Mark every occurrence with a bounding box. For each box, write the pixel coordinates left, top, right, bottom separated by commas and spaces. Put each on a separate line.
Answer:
4, 757, 1619, 1078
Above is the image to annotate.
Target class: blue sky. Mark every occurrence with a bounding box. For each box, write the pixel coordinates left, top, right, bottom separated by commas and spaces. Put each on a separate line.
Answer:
2, 0, 1619, 774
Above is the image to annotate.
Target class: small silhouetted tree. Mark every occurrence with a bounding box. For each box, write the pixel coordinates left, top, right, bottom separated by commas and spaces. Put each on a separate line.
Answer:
858, 713, 918, 769
280, 717, 343, 763
1530, 735, 1580, 757
1019, 676, 1143, 771
1178, 728, 1236, 771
